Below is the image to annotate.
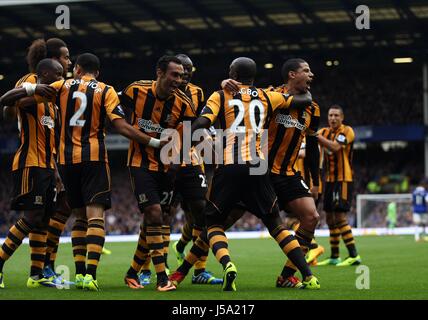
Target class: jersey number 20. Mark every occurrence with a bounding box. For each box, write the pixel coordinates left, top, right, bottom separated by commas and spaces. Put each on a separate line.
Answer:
229, 99, 265, 133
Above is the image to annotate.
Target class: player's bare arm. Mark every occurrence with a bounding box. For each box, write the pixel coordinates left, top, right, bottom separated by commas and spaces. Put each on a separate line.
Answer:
0, 84, 56, 107
317, 134, 342, 153
305, 135, 320, 199
112, 118, 166, 148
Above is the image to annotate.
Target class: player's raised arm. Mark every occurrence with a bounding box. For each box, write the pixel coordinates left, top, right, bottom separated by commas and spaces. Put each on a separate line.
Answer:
305, 135, 320, 187
220, 78, 241, 94
0, 84, 56, 107
304, 101, 321, 189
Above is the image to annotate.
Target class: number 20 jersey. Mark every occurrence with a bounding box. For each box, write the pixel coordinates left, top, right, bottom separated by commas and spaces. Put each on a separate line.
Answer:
200, 85, 294, 165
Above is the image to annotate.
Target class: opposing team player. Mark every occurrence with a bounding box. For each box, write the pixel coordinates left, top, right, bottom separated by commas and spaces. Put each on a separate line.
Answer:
412, 183, 428, 242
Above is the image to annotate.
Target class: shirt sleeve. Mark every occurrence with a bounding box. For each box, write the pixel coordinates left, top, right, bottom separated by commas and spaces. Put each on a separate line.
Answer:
268, 91, 294, 111
336, 126, 355, 145
119, 83, 137, 111
183, 100, 197, 121
105, 87, 125, 121
200, 91, 221, 125
306, 101, 321, 136
33, 79, 65, 104
50, 79, 66, 91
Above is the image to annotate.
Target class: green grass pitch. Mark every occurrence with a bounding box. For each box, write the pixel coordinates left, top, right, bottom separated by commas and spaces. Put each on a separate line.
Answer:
0, 235, 427, 300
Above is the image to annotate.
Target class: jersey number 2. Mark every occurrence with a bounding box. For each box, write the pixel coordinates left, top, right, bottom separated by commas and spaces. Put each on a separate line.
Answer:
69, 91, 87, 127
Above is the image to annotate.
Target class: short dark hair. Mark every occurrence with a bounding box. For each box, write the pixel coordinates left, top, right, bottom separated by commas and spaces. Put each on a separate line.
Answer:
46, 38, 67, 59
76, 53, 100, 73
175, 53, 190, 60
230, 57, 257, 84
36, 58, 61, 76
329, 104, 344, 115
156, 55, 182, 73
281, 58, 306, 81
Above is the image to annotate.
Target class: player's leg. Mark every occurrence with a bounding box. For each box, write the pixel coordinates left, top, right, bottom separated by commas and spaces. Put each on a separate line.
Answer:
335, 211, 361, 266
169, 205, 245, 286
243, 171, 318, 289
124, 224, 148, 289
413, 212, 422, 241
58, 164, 88, 286
260, 208, 319, 289
71, 209, 87, 288
78, 162, 112, 291
173, 204, 193, 264
162, 210, 172, 273
317, 182, 341, 265
277, 198, 320, 286
334, 182, 361, 266
422, 214, 428, 241
269, 174, 320, 285
241, 164, 319, 289
0, 168, 57, 288
27, 169, 58, 287
128, 167, 175, 291
205, 165, 239, 291
0, 213, 33, 289
125, 168, 152, 288
44, 191, 72, 281
177, 165, 221, 283
171, 170, 193, 262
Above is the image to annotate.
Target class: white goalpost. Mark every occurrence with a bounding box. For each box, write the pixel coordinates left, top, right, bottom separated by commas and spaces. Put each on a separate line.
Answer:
356, 193, 413, 228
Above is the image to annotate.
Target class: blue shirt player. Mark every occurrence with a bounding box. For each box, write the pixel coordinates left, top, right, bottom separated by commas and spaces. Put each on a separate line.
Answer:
412, 186, 428, 242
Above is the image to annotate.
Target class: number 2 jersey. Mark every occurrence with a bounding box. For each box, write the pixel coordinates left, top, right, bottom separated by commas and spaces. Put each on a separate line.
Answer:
50, 75, 125, 165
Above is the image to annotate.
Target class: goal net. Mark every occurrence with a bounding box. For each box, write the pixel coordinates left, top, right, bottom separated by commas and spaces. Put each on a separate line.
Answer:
356, 194, 413, 228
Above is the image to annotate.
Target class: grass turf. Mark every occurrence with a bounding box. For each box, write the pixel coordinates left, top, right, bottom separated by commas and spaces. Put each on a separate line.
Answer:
0, 235, 427, 300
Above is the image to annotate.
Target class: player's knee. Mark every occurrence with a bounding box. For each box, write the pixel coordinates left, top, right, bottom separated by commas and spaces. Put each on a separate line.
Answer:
162, 213, 172, 225
326, 214, 335, 228
24, 210, 47, 230
302, 209, 319, 228
144, 205, 163, 225
189, 199, 206, 216
189, 199, 206, 227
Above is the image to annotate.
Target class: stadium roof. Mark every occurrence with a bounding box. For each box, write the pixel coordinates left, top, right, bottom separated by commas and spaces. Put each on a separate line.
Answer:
0, 0, 427, 63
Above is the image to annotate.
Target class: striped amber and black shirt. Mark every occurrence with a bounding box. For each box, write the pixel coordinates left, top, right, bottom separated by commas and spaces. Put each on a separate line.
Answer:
268, 86, 320, 176
14, 73, 38, 133
15, 73, 37, 87
200, 85, 294, 165
184, 82, 205, 166
184, 83, 204, 115
12, 99, 57, 171
319, 124, 354, 182
120, 80, 197, 172
49, 75, 124, 165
